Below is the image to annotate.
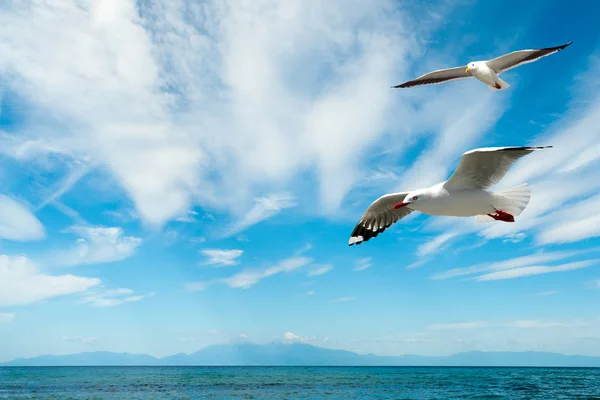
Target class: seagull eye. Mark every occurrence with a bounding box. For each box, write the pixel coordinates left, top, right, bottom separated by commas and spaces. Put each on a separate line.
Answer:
412, 196, 418, 201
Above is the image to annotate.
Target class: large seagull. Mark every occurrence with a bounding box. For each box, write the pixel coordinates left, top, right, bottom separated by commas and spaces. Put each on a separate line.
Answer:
348, 146, 552, 246
393, 42, 572, 91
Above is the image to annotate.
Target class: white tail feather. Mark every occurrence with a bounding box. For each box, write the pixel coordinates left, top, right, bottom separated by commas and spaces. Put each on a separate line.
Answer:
474, 183, 531, 222
487, 77, 511, 91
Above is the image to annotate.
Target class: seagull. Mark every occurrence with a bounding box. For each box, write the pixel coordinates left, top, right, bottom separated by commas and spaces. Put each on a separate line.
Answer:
393, 42, 572, 91
348, 146, 552, 246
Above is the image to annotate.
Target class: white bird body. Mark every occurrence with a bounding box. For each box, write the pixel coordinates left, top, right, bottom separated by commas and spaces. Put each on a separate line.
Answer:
407, 183, 497, 217
348, 146, 551, 246
467, 62, 509, 91
393, 42, 571, 91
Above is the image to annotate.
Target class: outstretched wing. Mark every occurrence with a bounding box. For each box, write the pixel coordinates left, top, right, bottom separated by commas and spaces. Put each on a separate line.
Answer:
349, 192, 413, 246
485, 42, 572, 74
444, 146, 552, 191
393, 66, 472, 88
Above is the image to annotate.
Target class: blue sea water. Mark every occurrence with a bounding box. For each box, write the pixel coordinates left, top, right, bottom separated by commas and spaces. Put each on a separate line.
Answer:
1, 366, 599, 399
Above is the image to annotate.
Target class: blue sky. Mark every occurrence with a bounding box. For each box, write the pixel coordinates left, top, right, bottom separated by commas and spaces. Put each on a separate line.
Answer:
1, 0, 600, 361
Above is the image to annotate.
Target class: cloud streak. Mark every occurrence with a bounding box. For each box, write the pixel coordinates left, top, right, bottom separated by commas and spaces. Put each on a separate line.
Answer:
200, 249, 244, 267
187, 256, 313, 291
0, 255, 100, 307
81, 288, 154, 307
0, 195, 45, 241
51, 225, 142, 267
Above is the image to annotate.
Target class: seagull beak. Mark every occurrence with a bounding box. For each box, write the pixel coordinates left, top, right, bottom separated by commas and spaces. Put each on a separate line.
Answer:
392, 202, 410, 210
465, 66, 471, 73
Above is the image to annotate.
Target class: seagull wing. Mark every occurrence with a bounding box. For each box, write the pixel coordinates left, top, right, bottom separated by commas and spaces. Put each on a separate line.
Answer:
349, 192, 413, 246
393, 66, 472, 88
444, 146, 552, 191
485, 42, 572, 74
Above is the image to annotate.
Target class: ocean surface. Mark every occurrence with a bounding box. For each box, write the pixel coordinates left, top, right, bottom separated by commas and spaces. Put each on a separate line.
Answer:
1, 366, 599, 399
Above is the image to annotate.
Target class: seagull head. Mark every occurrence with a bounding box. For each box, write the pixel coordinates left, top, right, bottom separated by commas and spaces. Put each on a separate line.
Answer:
392, 191, 424, 210
465, 62, 478, 73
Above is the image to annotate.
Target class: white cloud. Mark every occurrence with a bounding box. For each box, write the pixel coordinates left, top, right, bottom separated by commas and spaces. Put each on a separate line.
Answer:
0, 195, 45, 241
81, 288, 154, 307
428, 321, 489, 330
354, 257, 372, 271
428, 319, 590, 331
475, 260, 596, 281
223, 193, 296, 237
0, 255, 100, 307
417, 232, 457, 257
175, 210, 198, 223
53, 225, 142, 267
306, 290, 315, 296
185, 281, 209, 292
430, 250, 584, 280
281, 332, 310, 344
223, 256, 312, 289
308, 264, 333, 276
0, 0, 493, 232
188, 256, 312, 291
63, 335, 98, 345
503, 233, 526, 244
329, 297, 354, 303
0, 313, 15, 323
200, 249, 243, 267
528, 290, 559, 297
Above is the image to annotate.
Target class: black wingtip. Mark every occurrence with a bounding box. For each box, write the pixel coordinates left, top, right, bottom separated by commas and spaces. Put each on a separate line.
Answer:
555, 41, 573, 51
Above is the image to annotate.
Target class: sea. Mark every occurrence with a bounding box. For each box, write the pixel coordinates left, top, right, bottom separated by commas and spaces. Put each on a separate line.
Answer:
1, 366, 599, 399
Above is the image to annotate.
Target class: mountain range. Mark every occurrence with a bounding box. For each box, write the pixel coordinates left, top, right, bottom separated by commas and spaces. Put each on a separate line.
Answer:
3, 342, 600, 367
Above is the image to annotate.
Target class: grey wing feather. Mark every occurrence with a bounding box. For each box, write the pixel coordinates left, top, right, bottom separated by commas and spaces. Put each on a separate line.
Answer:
393, 66, 472, 88
349, 192, 413, 246
486, 42, 572, 74
444, 146, 552, 190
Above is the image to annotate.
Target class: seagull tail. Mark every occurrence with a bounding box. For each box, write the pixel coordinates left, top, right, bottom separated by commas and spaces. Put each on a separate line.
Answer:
493, 183, 531, 217
475, 183, 531, 222
487, 78, 511, 91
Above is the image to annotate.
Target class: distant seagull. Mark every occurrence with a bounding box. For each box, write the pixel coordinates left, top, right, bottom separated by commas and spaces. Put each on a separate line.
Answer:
393, 42, 572, 91
348, 146, 552, 246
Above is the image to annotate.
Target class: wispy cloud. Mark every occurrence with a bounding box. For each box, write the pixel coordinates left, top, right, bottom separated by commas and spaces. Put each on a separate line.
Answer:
329, 297, 354, 303
428, 321, 489, 330
430, 250, 585, 280
200, 249, 243, 267
52, 225, 142, 267
188, 256, 313, 291
63, 335, 98, 345
0, 255, 100, 307
0, 0, 474, 230
81, 288, 154, 307
475, 260, 597, 281
281, 332, 313, 344
428, 319, 591, 331
0, 195, 45, 241
417, 232, 458, 257
0, 313, 15, 323
308, 264, 333, 276
175, 210, 198, 223
527, 290, 559, 297
354, 257, 372, 271
306, 290, 315, 296
503, 233, 526, 244
223, 193, 296, 237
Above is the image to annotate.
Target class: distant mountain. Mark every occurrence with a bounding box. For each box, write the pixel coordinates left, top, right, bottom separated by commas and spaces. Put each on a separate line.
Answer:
2, 343, 600, 367
3, 351, 160, 366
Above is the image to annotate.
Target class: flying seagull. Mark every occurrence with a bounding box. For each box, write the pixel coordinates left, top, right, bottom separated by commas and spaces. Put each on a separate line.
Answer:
393, 42, 572, 91
348, 146, 552, 246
